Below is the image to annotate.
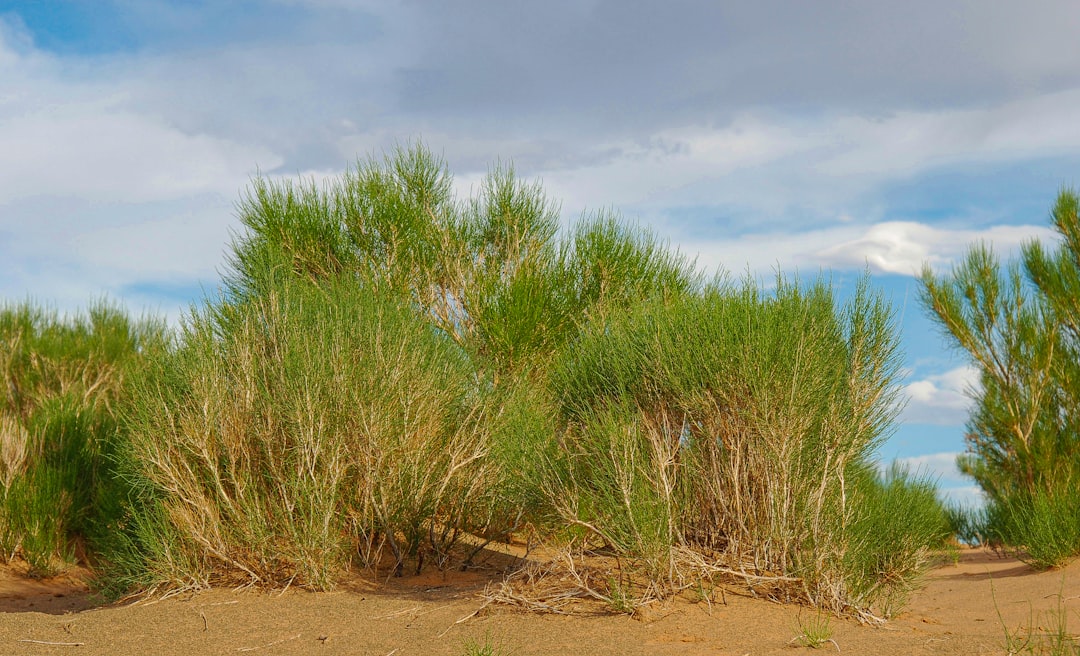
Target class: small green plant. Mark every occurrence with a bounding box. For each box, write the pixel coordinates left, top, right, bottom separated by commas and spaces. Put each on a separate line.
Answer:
940, 542, 962, 566
606, 574, 636, 614
460, 631, 512, 656
995, 578, 1080, 655
1002, 618, 1036, 656
945, 502, 989, 547
692, 575, 716, 605
790, 610, 839, 650
1041, 597, 1080, 656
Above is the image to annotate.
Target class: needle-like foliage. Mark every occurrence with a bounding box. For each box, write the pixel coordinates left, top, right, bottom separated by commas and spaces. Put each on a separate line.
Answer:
920, 189, 1080, 568
0, 301, 166, 575
3, 144, 948, 618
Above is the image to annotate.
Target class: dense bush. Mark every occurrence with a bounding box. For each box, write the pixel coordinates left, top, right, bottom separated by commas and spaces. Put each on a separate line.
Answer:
546, 277, 948, 615
921, 189, 1080, 568
107, 276, 503, 590
4, 144, 949, 619
0, 301, 165, 575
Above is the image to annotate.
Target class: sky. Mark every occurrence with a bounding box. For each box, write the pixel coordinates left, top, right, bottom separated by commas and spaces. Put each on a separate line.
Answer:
4, 1, 1080, 506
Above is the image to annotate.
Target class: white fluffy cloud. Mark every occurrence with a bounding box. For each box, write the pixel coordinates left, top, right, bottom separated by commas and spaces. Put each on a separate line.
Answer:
819, 88, 1080, 178
0, 25, 280, 206
522, 90, 1080, 228
686, 222, 1055, 279
939, 485, 986, 508
0, 107, 279, 205
893, 452, 969, 485
0, 23, 282, 317
901, 366, 981, 426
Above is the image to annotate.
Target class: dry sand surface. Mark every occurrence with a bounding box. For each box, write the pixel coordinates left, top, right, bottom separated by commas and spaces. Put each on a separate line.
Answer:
0, 548, 1077, 655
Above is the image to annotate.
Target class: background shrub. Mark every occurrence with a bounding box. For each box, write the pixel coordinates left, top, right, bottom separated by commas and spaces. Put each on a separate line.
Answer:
921, 189, 1080, 567
0, 301, 165, 575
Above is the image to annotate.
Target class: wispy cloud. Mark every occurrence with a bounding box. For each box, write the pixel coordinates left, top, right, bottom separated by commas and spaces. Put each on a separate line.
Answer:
687, 222, 1054, 279
0, 106, 279, 205
880, 451, 984, 505
939, 485, 986, 508
901, 366, 980, 426
893, 451, 970, 486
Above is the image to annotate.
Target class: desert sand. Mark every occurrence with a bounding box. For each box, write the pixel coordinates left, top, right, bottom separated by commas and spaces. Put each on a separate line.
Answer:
0, 548, 1077, 655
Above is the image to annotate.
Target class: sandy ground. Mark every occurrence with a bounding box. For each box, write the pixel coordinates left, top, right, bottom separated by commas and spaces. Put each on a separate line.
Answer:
0, 548, 1077, 655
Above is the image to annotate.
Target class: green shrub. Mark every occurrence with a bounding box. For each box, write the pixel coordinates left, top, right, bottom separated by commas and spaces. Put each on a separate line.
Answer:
945, 502, 990, 547
111, 275, 501, 590
921, 189, 1080, 566
0, 301, 164, 576
545, 274, 941, 614
986, 481, 1080, 569
842, 464, 950, 617
2, 144, 950, 621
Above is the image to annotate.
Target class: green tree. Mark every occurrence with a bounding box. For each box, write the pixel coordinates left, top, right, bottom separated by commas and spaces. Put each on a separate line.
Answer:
920, 189, 1080, 568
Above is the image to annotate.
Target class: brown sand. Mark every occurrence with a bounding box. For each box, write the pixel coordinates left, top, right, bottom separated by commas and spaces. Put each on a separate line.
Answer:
0, 548, 1077, 655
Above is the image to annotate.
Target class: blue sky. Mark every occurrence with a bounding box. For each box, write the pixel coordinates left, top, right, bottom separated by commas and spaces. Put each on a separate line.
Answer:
4, 1, 1080, 506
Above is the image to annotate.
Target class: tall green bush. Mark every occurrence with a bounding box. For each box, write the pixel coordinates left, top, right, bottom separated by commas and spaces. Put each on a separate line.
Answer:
1, 144, 949, 619
920, 189, 1080, 567
0, 301, 165, 575
111, 276, 500, 590
548, 275, 948, 615
227, 145, 698, 377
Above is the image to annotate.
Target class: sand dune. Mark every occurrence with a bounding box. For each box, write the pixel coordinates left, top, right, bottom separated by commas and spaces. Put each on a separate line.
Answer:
0, 548, 1076, 655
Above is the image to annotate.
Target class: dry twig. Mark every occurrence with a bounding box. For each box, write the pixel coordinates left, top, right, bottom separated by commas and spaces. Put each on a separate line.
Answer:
236, 633, 301, 652
17, 640, 85, 646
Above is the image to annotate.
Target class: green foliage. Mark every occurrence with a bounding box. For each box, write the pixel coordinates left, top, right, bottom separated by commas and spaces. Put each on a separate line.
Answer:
996, 581, 1080, 656
112, 275, 498, 589
945, 502, 990, 547
842, 464, 951, 616
920, 189, 1080, 566
228, 147, 698, 378
0, 300, 165, 575
791, 610, 837, 650
986, 481, 1080, 569
459, 631, 513, 656
547, 273, 940, 613
3, 143, 946, 620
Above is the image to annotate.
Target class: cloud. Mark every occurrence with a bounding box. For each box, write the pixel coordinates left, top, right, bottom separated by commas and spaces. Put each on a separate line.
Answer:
685, 221, 1054, 279
505, 91, 1080, 241
0, 106, 279, 205
0, 195, 237, 318
2, 1, 1080, 333
881, 451, 985, 505
0, 18, 284, 318
392, 1, 1080, 129
939, 485, 986, 508
901, 366, 980, 426
818, 88, 1080, 178
893, 452, 970, 485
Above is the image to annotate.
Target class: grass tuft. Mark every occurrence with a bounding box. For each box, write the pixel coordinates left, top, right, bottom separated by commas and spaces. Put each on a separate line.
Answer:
460, 631, 513, 656
790, 610, 839, 650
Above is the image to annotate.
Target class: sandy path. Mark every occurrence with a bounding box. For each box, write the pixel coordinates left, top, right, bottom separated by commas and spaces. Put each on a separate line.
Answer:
0, 548, 1076, 655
